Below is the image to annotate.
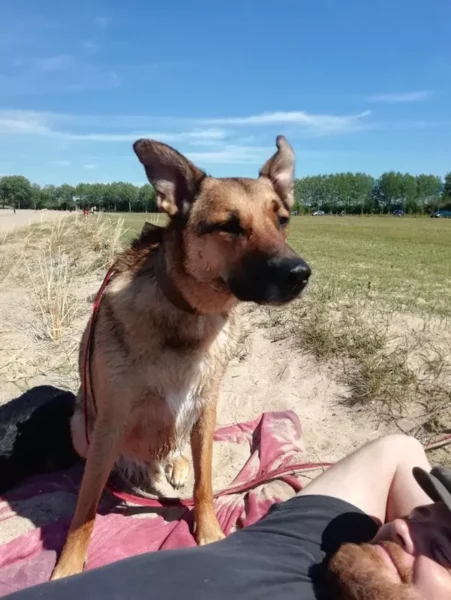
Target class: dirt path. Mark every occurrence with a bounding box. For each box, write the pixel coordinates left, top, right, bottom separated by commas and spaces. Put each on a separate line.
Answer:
0, 209, 72, 233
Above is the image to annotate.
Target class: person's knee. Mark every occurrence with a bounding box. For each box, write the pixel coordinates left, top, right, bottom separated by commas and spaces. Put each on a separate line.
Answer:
375, 433, 423, 455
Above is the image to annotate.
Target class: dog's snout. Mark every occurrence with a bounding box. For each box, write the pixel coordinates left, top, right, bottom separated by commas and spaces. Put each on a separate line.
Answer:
288, 261, 311, 285
269, 257, 311, 290
228, 252, 311, 305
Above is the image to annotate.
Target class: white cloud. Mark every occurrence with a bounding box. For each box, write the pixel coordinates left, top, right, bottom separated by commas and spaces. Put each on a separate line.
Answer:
63, 127, 227, 142
202, 110, 372, 136
0, 108, 374, 143
186, 145, 273, 165
0, 111, 229, 143
365, 91, 434, 103
0, 111, 51, 135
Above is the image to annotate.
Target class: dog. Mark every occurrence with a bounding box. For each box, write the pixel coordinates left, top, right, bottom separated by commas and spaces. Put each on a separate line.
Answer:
51, 135, 311, 580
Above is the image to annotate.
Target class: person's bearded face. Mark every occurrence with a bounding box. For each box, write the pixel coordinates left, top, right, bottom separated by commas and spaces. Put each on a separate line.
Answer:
326, 540, 418, 599
325, 502, 451, 599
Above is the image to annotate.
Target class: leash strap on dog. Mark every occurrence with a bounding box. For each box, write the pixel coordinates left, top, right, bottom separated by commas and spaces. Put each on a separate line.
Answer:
106, 460, 334, 508
82, 265, 117, 447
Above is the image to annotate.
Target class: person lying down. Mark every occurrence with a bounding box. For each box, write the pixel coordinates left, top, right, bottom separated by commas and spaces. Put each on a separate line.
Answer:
5, 434, 451, 600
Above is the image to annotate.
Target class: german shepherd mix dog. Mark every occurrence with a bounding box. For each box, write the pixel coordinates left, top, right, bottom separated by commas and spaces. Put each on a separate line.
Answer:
51, 135, 311, 579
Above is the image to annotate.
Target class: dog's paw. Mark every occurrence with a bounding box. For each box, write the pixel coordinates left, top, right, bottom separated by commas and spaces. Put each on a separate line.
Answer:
165, 455, 190, 490
195, 521, 225, 546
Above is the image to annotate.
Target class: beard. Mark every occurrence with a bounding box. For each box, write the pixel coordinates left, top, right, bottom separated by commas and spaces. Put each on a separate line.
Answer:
323, 541, 417, 600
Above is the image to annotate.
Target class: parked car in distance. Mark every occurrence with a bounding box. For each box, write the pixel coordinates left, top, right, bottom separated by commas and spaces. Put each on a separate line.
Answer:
393, 209, 405, 216
312, 210, 326, 216
430, 210, 451, 218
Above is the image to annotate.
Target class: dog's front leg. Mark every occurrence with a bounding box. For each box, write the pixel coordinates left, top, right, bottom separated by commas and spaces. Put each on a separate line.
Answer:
51, 412, 125, 580
191, 398, 225, 546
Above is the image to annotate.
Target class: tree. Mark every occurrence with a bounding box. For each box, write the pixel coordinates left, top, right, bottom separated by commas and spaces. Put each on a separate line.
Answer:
372, 172, 404, 213
138, 184, 157, 212
416, 175, 442, 213
0, 171, 445, 215
345, 173, 375, 214
74, 183, 91, 210
0, 175, 33, 209
85, 183, 105, 211
30, 183, 52, 210
443, 172, 451, 200
103, 182, 137, 212
56, 184, 76, 210
41, 185, 59, 209
401, 174, 417, 214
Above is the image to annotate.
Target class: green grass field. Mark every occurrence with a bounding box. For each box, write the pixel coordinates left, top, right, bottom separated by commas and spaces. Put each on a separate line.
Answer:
109, 214, 451, 317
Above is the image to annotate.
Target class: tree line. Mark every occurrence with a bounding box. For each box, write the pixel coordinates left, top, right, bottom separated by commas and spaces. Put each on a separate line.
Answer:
0, 171, 450, 215
0, 178, 157, 213
295, 172, 450, 214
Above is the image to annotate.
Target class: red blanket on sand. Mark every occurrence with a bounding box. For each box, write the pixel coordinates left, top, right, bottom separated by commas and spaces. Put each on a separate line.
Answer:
0, 411, 316, 596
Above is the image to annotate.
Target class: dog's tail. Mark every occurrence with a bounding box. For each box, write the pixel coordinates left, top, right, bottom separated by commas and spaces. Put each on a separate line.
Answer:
0, 386, 82, 494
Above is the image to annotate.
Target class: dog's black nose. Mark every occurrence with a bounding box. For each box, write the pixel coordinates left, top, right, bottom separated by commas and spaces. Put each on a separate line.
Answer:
228, 252, 312, 305
269, 257, 311, 291
287, 260, 311, 287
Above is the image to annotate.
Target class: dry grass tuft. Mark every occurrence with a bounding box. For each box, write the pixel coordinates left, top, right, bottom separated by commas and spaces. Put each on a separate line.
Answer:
286, 284, 388, 361
26, 250, 83, 342
22, 215, 125, 342
343, 349, 417, 411
0, 214, 126, 401
0, 228, 35, 285
263, 278, 451, 444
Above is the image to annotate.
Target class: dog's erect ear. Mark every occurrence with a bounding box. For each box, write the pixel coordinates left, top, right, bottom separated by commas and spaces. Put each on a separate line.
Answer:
133, 139, 206, 217
259, 135, 295, 209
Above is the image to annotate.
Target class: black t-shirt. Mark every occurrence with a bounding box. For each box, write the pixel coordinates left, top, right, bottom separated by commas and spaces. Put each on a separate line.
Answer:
6, 495, 379, 600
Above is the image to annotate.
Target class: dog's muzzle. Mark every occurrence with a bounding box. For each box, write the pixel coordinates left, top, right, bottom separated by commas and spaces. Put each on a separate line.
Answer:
228, 253, 311, 305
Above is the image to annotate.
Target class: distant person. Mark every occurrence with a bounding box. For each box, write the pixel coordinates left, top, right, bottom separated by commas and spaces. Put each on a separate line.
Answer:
5, 434, 450, 599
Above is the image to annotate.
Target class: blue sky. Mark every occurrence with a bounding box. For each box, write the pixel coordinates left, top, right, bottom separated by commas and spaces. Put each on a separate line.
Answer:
0, 0, 450, 186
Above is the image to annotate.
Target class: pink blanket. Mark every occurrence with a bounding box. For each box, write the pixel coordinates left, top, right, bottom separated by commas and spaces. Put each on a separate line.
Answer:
0, 411, 313, 596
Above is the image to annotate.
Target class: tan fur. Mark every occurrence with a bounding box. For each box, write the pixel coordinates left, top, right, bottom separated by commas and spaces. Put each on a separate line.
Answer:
51, 135, 307, 580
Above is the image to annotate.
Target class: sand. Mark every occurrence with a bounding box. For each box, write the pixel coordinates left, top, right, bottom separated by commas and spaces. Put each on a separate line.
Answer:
0, 209, 71, 233
0, 213, 401, 546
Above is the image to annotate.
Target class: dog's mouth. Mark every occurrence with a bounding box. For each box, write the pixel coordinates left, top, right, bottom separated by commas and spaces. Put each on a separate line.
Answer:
256, 285, 309, 306
230, 279, 310, 305
226, 257, 311, 306
213, 276, 228, 292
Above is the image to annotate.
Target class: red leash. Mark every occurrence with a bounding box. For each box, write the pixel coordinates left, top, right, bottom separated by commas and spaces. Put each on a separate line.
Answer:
82, 265, 117, 446
107, 461, 334, 508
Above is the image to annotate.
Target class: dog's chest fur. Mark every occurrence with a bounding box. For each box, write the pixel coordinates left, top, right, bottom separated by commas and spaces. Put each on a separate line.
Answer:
159, 316, 234, 443
94, 273, 238, 459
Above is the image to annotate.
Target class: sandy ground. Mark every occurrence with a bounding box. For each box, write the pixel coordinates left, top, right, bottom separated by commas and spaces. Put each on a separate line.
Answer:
0, 297, 387, 544
0, 213, 435, 546
0, 209, 73, 232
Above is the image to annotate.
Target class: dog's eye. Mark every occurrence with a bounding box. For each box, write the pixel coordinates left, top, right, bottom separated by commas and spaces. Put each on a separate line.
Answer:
214, 219, 243, 236
279, 215, 290, 228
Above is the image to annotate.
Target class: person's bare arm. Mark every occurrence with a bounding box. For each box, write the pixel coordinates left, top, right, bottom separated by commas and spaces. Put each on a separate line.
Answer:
298, 434, 432, 524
